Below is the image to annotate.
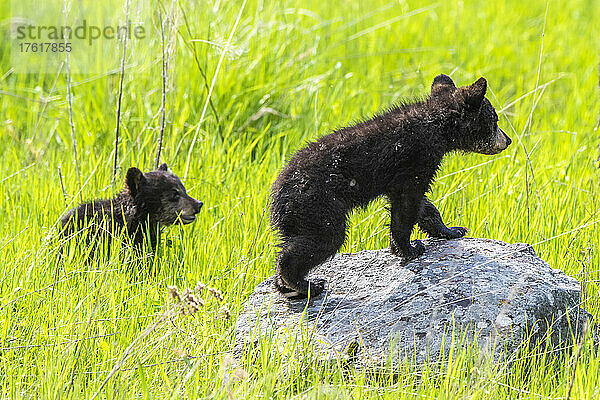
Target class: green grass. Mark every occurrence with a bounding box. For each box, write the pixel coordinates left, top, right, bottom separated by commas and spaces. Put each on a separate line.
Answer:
1, 0, 599, 398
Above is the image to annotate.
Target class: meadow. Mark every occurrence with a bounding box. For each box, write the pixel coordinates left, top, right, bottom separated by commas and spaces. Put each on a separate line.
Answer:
0, 0, 599, 398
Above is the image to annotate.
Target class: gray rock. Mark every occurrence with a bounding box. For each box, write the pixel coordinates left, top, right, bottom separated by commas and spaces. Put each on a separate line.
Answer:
236, 238, 591, 367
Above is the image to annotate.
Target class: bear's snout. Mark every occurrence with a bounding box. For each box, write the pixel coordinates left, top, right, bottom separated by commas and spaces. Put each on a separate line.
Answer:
496, 127, 511, 151
504, 131, 512, 147
192, 199, 203, 214
486, 126, 511, 154
178, 197, 203, 224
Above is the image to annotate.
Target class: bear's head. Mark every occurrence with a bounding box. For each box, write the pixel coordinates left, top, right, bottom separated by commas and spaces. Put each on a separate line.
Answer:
125, 163, 203, 226
429, 74, 512, 155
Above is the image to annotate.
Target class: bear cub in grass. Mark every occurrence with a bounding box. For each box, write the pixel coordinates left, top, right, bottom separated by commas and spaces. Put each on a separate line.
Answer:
61, 163, 203, 253
271, 75, 512, 299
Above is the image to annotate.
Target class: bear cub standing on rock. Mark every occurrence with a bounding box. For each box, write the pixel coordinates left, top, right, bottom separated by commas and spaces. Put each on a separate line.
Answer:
271, 75, 511, 299
61, 163, 203, 254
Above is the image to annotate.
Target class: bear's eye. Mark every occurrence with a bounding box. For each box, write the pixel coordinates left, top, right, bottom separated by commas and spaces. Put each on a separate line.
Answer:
169, 192, 180, 202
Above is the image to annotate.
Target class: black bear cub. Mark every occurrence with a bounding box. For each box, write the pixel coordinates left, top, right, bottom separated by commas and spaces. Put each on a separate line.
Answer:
61, 163, 203, 253
271, 75, 511, 299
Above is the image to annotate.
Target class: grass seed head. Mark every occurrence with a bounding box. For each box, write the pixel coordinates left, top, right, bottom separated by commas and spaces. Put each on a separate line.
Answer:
168, 285, 181, 302
208, 287, 223, 301
219, 304, 231, 320
180, 287, 204, 315
195, 282, 206, 292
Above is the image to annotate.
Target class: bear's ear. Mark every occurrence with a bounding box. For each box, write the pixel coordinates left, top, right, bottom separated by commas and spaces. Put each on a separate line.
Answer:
157, 163, 168, 172
432, 74, 456, 88
125, 167, 146, 196
460, 77, 487, 109
431, 74, 456, 96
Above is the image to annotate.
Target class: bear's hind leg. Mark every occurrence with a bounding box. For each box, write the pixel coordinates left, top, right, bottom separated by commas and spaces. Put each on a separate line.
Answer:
275, 233, 344, 299
389, 193, 426, 259
418, 198, 467, 239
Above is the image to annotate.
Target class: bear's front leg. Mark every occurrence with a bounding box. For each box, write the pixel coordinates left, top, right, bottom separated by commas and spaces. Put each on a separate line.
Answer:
389, 193, 425, 260
417, 197, 467, 239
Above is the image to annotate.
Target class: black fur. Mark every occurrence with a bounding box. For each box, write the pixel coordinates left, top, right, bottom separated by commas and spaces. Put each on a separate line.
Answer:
61, 163, 203, 253
270, 75, 512, 299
